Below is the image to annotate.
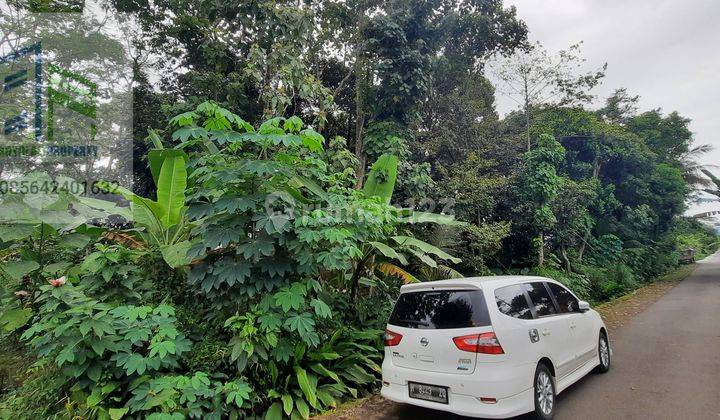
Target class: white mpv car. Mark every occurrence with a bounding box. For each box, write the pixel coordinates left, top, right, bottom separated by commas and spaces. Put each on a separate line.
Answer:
381, 276, 611, 419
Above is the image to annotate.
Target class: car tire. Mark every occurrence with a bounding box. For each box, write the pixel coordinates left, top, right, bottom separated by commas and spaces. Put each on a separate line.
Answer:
595, 332, 611, 373
532, 363, 556, 420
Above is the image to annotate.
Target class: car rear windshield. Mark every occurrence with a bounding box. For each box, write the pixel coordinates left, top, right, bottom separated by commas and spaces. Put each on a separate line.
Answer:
388, 289, 491, 329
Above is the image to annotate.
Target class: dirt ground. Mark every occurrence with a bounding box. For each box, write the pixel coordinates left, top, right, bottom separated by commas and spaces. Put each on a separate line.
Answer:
314, 264, 696, 420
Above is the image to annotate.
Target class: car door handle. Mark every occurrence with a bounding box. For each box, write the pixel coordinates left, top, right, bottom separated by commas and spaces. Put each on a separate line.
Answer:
570, 324, 577, 329
541, 329, 551, 336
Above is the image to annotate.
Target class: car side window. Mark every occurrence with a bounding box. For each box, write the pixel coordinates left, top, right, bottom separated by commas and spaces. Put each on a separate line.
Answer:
523, 282, 557, 316
494, 285, 533, 320
547, 282, 579, 313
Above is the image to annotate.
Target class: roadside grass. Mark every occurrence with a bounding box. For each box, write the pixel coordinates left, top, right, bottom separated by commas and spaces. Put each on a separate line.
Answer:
312, 396, 372, 419
0, 336, 69, 419
0, 336, 30, 397
594, 262, 697, 313
593, 262, 700, 332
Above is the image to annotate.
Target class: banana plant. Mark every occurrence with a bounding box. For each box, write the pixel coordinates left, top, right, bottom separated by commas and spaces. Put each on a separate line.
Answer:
348, 154, 467, 300
363, 153, 464, 226
98, 149, 192, 268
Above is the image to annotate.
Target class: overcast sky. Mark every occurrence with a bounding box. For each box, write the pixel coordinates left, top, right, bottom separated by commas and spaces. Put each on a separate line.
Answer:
496, 0, 720, 169
495, 0, 720, 217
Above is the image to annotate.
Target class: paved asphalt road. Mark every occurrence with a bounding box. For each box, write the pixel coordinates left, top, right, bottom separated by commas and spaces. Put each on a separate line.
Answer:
381, 252, 720, 420
553, 251, 720, 419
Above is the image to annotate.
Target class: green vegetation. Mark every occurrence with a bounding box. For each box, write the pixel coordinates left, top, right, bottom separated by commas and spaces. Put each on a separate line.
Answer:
1, 0, 718, 419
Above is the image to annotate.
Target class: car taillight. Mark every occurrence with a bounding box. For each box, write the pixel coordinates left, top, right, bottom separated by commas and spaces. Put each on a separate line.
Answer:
384, 329, 403, 346
453, 332, 504, 354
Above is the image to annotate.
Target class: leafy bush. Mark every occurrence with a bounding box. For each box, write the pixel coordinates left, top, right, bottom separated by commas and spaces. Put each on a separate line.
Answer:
599, 264, 637, 300
22, 284, 191, 389
79, 244, 153, 304
251, 327, 382, 419
125, 372, 252, 419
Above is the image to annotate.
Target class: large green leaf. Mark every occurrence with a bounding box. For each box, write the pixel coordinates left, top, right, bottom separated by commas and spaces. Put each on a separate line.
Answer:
289, 175, 328, 201
108, 408, 129, 420
159, 241, 193, 268
398, 210, 466, 227
309, 363, 340, 383
281, 394, 294, 415
369, 241, 408, 265
362, 154, 398, 204
156, 155, 188, 227
294, 367, 317, 408
96, 181, 164, 229
0, 224, 36, 242
130, 199, 164, 233
148, 149, 188, 187
1, 260, 40, 280
0, 308, 32, 331
264, 402, 283, 420
76, 196, 132, 220
406, 247, 437, 267
392, 235, 461, 264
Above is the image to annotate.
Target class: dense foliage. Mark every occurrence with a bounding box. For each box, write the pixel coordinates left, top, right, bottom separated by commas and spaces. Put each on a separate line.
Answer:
1, 0, 718, 419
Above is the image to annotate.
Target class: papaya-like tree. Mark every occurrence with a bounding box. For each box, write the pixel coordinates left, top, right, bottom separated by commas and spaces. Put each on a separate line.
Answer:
517, 134, 566, 266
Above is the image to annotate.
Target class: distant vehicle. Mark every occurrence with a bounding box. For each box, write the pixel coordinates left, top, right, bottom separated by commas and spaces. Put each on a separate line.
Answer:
680, 248, 696, 264
381, 276, 611, 419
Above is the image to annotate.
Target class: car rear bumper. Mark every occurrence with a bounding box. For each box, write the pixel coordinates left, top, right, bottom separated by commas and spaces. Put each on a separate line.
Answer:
381, 361, 534, 418
381, 381, 532, 418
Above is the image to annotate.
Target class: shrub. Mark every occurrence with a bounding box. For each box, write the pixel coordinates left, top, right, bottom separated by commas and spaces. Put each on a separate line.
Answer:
600, 264, 637, 299
22, 284, 191, 387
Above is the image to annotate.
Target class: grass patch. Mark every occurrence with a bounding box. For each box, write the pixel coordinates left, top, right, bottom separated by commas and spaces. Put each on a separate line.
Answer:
594, 262, 697, 312
0, 336, 32, 397
313, 396, 372, 419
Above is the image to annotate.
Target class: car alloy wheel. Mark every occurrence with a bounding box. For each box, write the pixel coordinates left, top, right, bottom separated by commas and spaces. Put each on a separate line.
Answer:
595, 333, 611, 373
599, 336, 610, 367
536, 370, 554, 416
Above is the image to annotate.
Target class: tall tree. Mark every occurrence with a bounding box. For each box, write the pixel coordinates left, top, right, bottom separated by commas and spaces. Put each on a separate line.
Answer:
321, 0, 527, 187
627, 109, 693, 162
489, 42, 606, 150
598, 87, 639, 125
516, 133, 565, 266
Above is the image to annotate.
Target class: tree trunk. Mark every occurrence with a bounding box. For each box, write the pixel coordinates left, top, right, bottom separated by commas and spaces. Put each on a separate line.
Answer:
538, 231, 545, 267
560, 245, 571, 273
578, 156, 601, 261
524, 75, 531, 152
349, 262, 362, 303
354, 76, 366, 188
353, 19, 367, 189
349, 253, 371, 304
578, 229, 591, 261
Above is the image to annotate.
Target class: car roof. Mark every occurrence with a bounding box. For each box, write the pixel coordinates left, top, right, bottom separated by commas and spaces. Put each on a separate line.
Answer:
399, 275, 552, 293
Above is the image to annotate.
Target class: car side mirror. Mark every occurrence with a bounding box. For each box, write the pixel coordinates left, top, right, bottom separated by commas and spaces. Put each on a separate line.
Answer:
578, 300, 590, 312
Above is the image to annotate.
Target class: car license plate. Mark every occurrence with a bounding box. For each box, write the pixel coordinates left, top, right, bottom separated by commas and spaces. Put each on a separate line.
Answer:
408, 382, 448, 404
